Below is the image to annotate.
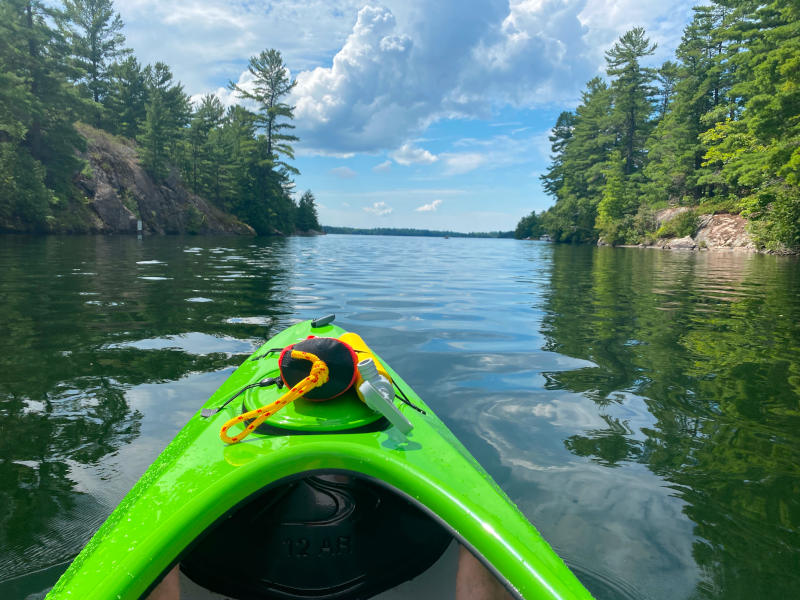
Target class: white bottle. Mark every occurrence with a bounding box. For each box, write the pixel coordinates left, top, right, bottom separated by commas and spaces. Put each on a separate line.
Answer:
357, 358, 413, 435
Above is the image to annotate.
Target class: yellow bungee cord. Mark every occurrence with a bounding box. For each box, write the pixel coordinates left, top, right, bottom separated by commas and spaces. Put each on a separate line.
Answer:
219, 350, 329, 444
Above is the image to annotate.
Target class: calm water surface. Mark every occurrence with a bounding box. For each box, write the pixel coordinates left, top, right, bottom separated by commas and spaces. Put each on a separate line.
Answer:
0, 235, 799, 599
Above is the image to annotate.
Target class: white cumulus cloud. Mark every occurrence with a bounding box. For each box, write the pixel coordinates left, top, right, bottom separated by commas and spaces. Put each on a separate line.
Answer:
415, 199, 443, 212
390, 143, 438, 166
136, 1, 695, 156
363, 201, 393, 215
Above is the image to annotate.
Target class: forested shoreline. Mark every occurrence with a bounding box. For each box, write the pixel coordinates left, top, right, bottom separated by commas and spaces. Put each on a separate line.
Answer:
323, 226, 513, 238
0, 0, 320, 235
516, 1, 799, 253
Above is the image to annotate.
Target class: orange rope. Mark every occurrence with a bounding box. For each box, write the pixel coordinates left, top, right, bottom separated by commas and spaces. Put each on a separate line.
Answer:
219, 350, 329, 444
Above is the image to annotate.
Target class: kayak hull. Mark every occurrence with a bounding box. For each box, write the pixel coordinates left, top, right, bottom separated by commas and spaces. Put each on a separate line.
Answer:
46, 320, 592, 600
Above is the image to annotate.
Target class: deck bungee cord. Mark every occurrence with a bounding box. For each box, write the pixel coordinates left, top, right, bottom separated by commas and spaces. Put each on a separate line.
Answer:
218, 333, 421, 443
220, 349, 330, 444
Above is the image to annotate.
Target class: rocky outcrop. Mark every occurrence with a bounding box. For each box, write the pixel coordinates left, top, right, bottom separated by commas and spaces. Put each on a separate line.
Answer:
70, 124, 254, 235
653, 209, 755, 251
655, 206, 691, 228
695, 213, 754, 250
661, 235, 697, 250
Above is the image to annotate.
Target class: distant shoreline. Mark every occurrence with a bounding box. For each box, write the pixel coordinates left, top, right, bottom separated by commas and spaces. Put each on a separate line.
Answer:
323, 226, 514, 239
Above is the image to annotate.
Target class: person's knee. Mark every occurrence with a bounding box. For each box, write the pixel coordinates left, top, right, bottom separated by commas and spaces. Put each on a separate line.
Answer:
455, 546, 514, 600
145, 565, 180, 600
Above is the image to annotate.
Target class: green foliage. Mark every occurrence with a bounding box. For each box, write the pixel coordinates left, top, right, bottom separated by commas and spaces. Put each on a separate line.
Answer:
524, 2, 800, 252
596, 151, 637, 244
184, 205, 205, 234
229, 49, 298, 179
296, 190, 320, 232
138, 62, 190, 180
540, 111, 574, 197
183, 94, 224, 196
605, 27, 657, 176
0, 142, 52, 230
514, 211, 544, 239
741, 184, 800, 251
62, 0, 129, 122
655, 210, 698, 239
0, 0, 87, 231
105, 56, 147, 137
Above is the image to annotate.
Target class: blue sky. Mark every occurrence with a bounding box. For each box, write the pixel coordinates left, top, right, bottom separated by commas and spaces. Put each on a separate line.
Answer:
115, 0, 697, 232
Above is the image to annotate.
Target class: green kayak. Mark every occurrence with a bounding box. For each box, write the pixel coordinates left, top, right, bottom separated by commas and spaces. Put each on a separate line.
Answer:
46, 318, 593, 600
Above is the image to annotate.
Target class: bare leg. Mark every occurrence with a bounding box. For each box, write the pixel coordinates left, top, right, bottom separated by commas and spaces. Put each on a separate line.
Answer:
145, 565, 180, 600
456, 546, 514, 600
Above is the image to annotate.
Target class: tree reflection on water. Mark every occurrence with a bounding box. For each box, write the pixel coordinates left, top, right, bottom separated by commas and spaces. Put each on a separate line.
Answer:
542, 245, 800, 598
0, 235, 292, 582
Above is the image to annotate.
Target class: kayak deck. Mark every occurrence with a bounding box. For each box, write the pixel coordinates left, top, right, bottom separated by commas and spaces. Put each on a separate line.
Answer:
46, 320, 592, 600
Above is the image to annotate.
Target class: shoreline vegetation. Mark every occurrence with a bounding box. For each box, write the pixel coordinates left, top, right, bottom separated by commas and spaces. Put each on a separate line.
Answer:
515, 2, 799, 255
0, 0, 320, 237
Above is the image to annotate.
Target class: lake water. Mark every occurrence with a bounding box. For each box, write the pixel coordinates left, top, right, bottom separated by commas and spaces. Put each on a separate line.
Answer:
0, 234, 799, 599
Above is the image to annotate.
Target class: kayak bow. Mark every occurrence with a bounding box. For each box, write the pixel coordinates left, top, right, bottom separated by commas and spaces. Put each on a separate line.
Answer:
47, 319, 593, 600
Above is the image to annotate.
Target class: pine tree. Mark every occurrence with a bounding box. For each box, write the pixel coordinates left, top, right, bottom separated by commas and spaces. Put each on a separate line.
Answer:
655, 61, 679, 119
595, 151, 635, 243
701, 0, 800, 249
605, 27, 657, 176
538, 77, 614, 242
62, 0, 129, 124
540, 111, 575, 198
0, 0, 86, 229
229, 49, 299, 177
0, 1, 51, 227
105, 56, 147, 138
139, 62, 189, 180
185, 94, 224, 195
296, 190, 320, 231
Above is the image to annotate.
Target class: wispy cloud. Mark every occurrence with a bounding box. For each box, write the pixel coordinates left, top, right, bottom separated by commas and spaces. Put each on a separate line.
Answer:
438, 129, 552, 175
373, 160, 392, 173
441, 152, 486, 175
330, 166, 357, 178
363, 201, 393, 216
415, 199, 443, 212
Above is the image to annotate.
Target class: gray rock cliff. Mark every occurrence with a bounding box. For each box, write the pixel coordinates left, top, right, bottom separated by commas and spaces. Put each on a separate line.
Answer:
72, 124, 254, 235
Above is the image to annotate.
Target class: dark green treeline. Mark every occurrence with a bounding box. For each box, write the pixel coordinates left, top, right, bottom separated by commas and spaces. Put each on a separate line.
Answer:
0, 0, 320, 235
517, 1, 800, 252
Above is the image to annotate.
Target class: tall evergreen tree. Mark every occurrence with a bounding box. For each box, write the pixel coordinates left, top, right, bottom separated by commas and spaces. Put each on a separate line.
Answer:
62, 0, 129, 123
0, 0, 49, 227
296, 190, 320, 231
105, 56, 147, 138
643, 5, 737, 205
229, 49, 298, 177
185, 94, 224, 196
605, 27, 657, 176
540, 111, 575, 198
139, 62, 189, 180
536, 77, 614, 243
701, 0, 800, 248
655, 61, 679, 119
